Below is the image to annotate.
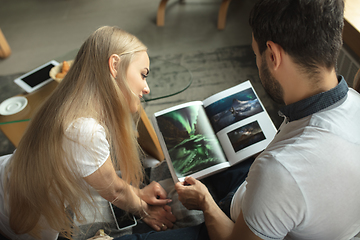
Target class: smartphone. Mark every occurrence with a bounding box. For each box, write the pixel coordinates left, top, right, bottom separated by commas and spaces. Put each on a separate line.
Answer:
109, 202, 137, 230
14, 60, 59, 93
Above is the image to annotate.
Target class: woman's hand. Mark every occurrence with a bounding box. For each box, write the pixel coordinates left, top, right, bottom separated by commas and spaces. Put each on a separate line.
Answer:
137, 181, 176, 231
175, 177, 211, 211
84, 159, 176, 231
141, 203, 176, 231
139, 181, 172, 205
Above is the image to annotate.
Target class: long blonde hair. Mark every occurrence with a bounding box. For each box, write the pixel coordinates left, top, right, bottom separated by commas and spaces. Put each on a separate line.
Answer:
4, 26, 146, 239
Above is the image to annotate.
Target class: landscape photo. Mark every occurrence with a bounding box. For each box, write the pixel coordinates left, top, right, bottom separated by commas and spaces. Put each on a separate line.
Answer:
155, 104, 227, 179
227, 121, 266, 152
205, 88, 264, 133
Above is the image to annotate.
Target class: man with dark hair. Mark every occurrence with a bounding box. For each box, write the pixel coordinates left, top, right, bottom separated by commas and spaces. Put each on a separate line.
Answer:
176, 0, 360, 239
117, 0, 360, 239
250, 0, 344, 73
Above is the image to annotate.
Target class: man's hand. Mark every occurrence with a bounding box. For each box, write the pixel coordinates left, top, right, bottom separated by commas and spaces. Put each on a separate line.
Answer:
176, 177, 261, 240
175, 176, 211, 211
139, 181, 172, 205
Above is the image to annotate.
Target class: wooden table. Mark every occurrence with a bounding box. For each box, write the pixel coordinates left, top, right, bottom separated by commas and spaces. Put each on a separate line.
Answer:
0, 80, 165, 161
0, 81, 58, 146
343, 0, 360, 58
0, 54, 193, 161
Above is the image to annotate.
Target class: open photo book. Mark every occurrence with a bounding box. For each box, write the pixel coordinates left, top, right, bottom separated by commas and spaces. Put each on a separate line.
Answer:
152, 80, 277, 182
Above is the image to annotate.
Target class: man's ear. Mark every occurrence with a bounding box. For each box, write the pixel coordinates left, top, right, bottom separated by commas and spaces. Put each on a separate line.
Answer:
266, 41, 283, 71
109, 54, 121, 79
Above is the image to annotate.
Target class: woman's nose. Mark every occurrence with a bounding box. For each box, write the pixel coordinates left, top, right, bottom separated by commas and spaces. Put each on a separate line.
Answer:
143, 82, 150, 94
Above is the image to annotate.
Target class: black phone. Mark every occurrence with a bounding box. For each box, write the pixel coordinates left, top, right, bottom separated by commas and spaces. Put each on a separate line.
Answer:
109, 202, 137, 230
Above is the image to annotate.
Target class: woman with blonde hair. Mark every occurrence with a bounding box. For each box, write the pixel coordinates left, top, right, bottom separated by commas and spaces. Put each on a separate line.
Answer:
0, 26, 176, 240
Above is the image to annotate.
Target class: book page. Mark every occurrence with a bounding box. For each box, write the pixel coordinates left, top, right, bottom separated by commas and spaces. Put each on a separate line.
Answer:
153, 101, 229, 182
202, 81, 277, 165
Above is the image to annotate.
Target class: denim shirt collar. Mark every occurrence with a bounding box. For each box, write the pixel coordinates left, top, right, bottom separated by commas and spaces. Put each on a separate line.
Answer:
279, 76, 348, 122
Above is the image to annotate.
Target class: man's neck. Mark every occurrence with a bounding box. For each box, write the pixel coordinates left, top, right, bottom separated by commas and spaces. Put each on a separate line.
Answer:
280, 65, 339, 105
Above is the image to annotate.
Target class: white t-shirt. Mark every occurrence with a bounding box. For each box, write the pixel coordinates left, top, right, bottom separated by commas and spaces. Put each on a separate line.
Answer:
63, 117, 110, 177
231, 84, 360, 239
0, 117, 110, 239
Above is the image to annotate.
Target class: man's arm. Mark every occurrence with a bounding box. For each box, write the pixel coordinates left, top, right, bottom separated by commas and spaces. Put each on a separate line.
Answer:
176, 177, 262, 240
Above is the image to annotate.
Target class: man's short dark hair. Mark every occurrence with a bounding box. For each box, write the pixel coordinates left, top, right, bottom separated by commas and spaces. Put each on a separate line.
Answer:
249, 0, 344, 74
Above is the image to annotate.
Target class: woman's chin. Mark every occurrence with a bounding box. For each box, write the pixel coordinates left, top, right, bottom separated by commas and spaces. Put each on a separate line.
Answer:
130, 102, 141, 113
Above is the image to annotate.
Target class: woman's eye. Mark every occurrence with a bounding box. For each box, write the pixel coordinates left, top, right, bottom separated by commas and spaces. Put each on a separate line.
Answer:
141, 74, 148, 79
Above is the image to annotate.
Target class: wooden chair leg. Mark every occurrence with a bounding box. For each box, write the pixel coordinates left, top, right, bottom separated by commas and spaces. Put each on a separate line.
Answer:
157, 0, 169, 27
217, 0, 232, 30
138, 106, 165, 161
0, 29, 11, 58
354, 68, 360, 92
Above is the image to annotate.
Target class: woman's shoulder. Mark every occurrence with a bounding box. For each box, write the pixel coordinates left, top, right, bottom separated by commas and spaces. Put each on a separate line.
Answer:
67, 117, 100, 127
65, 117, 107, 140
66, 117, 104, 132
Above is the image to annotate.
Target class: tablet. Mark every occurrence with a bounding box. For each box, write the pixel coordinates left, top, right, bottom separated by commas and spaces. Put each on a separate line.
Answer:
14, 60, 59, 93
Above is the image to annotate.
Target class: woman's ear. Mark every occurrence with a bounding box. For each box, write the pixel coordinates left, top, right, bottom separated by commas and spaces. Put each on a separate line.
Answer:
266, 41, 283, 71
109, 54, 121, 79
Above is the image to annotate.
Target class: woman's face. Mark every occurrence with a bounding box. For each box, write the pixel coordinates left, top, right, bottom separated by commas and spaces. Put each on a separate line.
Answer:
126, 51, 150, 113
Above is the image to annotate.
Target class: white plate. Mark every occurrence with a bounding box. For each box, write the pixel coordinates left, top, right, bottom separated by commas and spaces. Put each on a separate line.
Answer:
0, 96, 28, 116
